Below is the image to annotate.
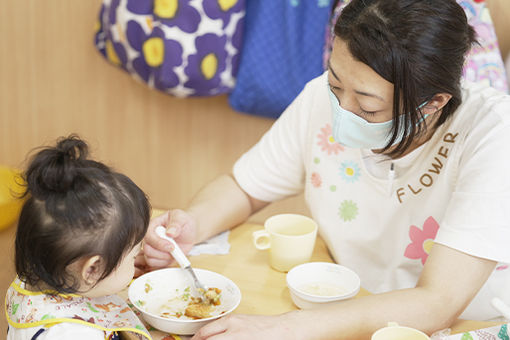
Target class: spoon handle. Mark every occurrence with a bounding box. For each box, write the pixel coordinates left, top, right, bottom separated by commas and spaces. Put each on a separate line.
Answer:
155, 226, 207, 294
155, 226, 190, 268
491, 297, 510, 320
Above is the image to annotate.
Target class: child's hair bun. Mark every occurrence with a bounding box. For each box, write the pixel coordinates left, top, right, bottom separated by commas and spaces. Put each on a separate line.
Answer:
25, 134, 91, 198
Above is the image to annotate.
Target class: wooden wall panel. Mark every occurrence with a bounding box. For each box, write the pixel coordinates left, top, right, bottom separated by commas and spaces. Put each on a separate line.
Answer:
0, 0, 308, 221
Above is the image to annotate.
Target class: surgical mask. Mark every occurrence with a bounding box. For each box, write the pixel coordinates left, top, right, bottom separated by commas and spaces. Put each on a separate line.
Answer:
328, 87, 428, 149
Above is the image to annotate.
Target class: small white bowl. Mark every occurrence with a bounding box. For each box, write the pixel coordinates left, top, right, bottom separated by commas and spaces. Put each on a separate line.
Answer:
128, 268, 241, 335
286, 262, 360, 309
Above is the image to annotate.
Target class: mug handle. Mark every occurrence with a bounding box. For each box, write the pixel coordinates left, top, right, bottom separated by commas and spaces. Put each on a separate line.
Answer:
252, 230, 271, 250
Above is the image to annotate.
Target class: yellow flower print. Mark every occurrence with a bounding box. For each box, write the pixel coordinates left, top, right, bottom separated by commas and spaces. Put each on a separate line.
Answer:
201, 53, 218, 80
154, 0, 178, 19
146, 17, 153, 30
106, 40, 121, 66
142, 37, 165, 67
218, 0, 238, 11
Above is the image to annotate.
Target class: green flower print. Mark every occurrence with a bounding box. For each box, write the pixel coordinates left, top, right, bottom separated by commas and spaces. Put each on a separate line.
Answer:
339, 200, 358, 222
499, 324, 509, 340
461, 333, 473, 340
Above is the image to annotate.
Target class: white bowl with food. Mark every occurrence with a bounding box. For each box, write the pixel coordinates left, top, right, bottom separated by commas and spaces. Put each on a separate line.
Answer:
286, 262, 360, 309
128, 268, 241, 335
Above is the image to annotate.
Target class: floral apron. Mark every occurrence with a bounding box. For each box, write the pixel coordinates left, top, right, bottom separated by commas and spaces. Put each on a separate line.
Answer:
5, 278, 151, 340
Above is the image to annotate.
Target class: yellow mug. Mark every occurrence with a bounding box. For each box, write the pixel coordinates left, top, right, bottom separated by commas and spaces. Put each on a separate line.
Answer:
371, 322, 430, 340
252, 214, 318, 272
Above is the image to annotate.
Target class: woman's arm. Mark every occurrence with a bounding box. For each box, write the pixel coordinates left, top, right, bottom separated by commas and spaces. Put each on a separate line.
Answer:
187, 174, 269, 243
192, 243, 497, 340
142, 174, 269, 269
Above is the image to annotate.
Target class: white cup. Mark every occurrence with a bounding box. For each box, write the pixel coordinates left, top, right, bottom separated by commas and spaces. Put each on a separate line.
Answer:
252, 214, 318, 272
372, 322, 430, 340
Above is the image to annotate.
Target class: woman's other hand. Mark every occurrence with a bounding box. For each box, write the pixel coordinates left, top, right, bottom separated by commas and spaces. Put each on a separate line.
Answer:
191, 313, 303, 340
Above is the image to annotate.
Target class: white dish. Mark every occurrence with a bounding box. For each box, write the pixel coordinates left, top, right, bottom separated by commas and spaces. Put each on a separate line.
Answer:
286, 262, 360, 309
128, 268, 241, 335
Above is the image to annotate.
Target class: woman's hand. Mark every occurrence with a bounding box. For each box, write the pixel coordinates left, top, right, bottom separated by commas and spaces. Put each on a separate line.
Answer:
191, 313, 303, 340
140, 209, 197, 272
134, 175, 263, 277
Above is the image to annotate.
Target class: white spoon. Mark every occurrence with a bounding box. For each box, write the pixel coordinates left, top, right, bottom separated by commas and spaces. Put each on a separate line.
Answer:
491, 297, 510, 320
155, 226, 207, 295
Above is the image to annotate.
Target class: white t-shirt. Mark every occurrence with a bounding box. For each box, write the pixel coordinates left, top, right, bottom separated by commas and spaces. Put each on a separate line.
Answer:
233, 72, 510, 320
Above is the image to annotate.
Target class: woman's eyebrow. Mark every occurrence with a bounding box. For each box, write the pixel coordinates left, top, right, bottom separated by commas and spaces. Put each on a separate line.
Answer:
328, 61, 385, 102
328, 61, 341, 82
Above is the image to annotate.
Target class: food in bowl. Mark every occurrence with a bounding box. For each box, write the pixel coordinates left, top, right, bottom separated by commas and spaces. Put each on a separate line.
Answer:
129, 268, 241, 335
286, 262, 361, 309
184, 288, 222, 319
155, 286, 223, 320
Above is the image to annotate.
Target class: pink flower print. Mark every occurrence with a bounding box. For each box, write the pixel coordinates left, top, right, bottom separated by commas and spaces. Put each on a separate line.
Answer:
404, 216, 439, 265
496, 265, 509, 271
317, 124, 344, 155
311, 172, 322, 188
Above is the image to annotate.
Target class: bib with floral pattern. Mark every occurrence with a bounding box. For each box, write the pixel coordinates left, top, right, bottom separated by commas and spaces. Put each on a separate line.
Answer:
5, 278, 151, 340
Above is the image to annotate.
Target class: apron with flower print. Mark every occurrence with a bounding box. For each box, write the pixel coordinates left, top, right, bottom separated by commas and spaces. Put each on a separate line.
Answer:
5, 278, 151, 340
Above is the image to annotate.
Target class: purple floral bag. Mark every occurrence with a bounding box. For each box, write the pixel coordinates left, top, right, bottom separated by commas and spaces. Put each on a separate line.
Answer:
95, 0, 245, 97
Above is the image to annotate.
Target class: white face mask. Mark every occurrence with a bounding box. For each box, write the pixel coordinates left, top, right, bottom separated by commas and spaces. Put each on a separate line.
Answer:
328, 85, 428, 149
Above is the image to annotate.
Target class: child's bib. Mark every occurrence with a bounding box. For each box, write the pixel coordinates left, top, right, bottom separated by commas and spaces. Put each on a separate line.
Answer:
5, 278, 151, 339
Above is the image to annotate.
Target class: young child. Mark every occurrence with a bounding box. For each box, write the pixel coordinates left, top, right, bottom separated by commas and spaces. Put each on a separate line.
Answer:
5, 135, 152, 340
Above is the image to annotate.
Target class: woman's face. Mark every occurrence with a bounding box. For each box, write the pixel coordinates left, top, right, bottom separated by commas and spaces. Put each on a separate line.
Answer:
328, 38, 394, 123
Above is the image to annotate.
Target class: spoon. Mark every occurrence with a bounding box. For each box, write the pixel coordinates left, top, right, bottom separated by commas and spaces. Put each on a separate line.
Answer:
155, 225, 207, 296
491, 297, 510, 320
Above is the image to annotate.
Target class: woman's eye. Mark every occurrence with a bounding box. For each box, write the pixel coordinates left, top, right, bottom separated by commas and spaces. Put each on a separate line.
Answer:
360, 108, 377, 116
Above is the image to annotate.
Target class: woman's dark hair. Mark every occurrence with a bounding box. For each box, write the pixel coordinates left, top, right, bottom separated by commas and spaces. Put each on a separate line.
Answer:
334, 0, 476, 157
15, 135, 151, 293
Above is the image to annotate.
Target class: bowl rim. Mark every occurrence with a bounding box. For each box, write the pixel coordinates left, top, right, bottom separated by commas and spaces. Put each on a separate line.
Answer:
128, 268, 241, 324
286, 262, 361, 300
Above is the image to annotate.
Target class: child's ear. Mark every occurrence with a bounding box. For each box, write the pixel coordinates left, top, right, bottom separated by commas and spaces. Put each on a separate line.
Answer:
81, 255, 104, 286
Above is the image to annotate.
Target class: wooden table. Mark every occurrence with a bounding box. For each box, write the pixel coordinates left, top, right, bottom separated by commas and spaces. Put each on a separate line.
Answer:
136, 210, 503, 339
188, 223, 502, 333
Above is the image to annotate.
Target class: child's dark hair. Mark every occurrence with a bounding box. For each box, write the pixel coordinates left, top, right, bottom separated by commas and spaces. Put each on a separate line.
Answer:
15, 135, 151, 293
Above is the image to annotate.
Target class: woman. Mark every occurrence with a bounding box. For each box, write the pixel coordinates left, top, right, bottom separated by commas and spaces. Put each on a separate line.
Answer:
142, 0, 510, 338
